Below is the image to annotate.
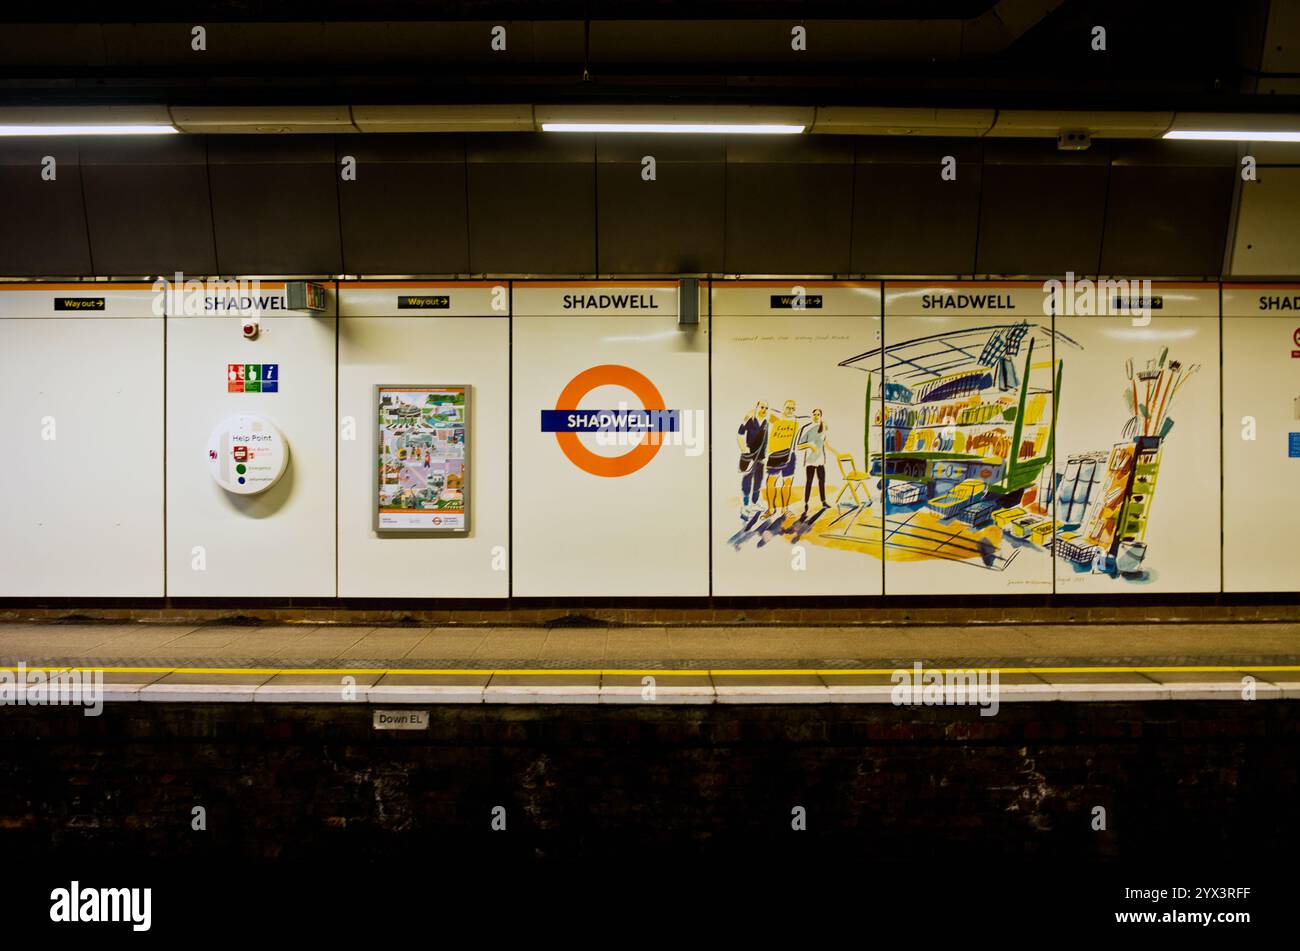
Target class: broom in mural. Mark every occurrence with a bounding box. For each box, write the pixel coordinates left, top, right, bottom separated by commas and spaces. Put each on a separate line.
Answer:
1119, 348, 1201, 444
1100, 348, 1201, 575
1138, 355, 1199, 439
1135, 349, 1165, 437
1122, 358, 1139, 437
1151, 360, 1200, 438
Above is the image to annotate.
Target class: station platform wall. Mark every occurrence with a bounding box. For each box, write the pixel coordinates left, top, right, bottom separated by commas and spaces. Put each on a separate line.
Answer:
1, 278, 1296, 599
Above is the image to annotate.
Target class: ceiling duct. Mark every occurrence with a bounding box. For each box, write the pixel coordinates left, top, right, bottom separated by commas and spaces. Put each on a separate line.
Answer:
811, 108, 997, 137
986, 111, 1176, 138
353, 105, 536, 133
169, 106, 357, 134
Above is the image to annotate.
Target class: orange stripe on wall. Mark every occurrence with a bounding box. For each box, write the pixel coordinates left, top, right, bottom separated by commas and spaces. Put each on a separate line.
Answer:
884, 280, 1048, 289
516, 281, 679, 289
337, 280, 503, 289
712, 280, 879, 289
0, 282, 156, 291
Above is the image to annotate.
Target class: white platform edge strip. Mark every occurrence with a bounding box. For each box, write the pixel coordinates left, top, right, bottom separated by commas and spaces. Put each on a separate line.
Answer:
63, 678, 1300, 704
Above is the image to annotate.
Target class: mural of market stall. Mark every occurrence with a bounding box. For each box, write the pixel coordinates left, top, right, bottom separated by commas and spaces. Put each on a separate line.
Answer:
710, 282, 883, 596
1222, 283, 1300, 593
1053, 282, 1220, 593
859, 283, 1062, 595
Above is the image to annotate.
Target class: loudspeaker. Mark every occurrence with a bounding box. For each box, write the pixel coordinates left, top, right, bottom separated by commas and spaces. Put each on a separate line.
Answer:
678, 278, 700, 326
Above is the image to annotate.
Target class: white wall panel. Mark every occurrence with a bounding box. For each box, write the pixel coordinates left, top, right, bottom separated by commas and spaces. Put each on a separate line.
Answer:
1222, 284, 1300, 592
337, 282, 509, 598
166, 282, 337, 596
711, 282, 882, 596
511, 283, 709, 596
0, 286, 163, 596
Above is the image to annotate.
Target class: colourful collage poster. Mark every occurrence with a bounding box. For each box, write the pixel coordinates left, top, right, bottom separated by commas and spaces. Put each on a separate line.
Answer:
376, 385, 469, 532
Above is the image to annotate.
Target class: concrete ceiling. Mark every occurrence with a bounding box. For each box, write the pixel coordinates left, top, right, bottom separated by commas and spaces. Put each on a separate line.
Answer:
0, 0, 1286, 113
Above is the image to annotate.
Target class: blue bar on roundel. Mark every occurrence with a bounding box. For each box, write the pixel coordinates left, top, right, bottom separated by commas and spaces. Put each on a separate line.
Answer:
540, 409, 680, 433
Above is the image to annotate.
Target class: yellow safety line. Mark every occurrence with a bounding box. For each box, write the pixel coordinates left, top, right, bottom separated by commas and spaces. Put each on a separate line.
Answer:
1, 664, 1298, 677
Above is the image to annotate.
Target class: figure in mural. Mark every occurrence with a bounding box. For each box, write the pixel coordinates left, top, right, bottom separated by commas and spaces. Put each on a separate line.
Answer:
796, 408, 836, 517
763, 400, 801, 517
736, 400, 770, 515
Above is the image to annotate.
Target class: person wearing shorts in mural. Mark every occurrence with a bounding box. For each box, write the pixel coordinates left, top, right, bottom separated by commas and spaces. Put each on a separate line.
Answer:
763, 400, 800, 517
796, 407, 836, 517
736, 400, 770, 515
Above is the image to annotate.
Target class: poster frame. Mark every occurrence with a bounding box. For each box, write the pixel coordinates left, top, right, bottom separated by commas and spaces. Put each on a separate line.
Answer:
373, 383, 471, 536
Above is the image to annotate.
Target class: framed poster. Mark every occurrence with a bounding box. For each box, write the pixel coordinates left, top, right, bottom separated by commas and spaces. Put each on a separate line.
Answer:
374, 384, 470, 534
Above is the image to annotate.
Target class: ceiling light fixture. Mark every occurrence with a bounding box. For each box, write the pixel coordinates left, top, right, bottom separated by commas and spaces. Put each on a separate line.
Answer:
0, 124, 179, 136
1163, 129, 1300, 142
541, 122, 805, 134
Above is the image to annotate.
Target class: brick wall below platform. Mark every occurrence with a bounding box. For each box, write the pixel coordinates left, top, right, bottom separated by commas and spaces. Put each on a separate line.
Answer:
0, 702, 1295, 863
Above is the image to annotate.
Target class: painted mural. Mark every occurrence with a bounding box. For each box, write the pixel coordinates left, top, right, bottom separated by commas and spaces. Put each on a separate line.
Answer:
711, 298, 882, 595
1051, 348, 1200, 580
1052, 311, 1220, 593
721, 315, 1203, 589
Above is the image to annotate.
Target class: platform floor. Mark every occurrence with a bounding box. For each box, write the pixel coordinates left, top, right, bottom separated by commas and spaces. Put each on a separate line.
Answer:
3, 619, 1298, 664
1, 619, 1298, 702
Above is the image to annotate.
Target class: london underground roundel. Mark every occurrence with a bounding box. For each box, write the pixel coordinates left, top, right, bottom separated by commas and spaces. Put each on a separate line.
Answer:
542, 364, 679, 478
207, 415, 289, 494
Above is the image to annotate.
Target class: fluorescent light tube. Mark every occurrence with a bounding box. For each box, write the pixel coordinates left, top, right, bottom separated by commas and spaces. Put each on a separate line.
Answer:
0, 124, 179, 136
1163, 129, 1300, 142
541, 122, 805, 134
